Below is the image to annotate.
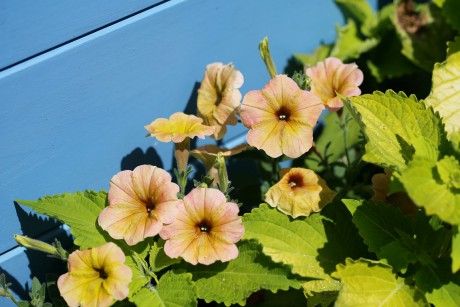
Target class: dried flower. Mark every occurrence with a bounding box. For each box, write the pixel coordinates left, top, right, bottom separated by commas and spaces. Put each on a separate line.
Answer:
160, 187, 244, 265
98, 165, 181, 245
265, 168, 336, 218
240, 75, 324, 158
58, 242, 132, 307
198, 62, 244, 140
306, 57, 363, 111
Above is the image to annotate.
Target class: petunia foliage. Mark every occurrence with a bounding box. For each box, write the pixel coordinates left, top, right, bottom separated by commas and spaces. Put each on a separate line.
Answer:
4, 1, 460, 306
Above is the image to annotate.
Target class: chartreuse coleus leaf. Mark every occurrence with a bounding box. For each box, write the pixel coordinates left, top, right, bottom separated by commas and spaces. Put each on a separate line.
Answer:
130, 271, 197, 307
330, 19, 379, 62
333, 258, 428, 306
400, 156, 460, 225
16, 191, 108, 250
414, 258, 460, 307
183, 240, 299, 306
334, 0, 376, 37
393, 2, 455, 71
243, 203, 367, 296
295, 44, 332, 67
425, 37, 460, 136
344, 90, 445, 171
149, 239, 181, 272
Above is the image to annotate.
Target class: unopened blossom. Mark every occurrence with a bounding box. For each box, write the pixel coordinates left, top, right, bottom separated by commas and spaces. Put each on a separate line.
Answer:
306, 57, 363, 112
98, 165, 181, 245
58, 242, 132, 307
145, 112, 215, 172
197, 62, 244, 140
240, 75, 324, 158
160, 187, 244, 265
265, 168, 336, 218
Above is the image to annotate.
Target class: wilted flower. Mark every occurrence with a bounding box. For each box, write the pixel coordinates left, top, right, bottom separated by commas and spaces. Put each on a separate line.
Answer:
145, 112, 215, 172
160, 187, 244, 265
98, 165, 181, 245
197, 62, 244, 140
265, 168, 336, 218
306, 57, 363, 112
58, 242, 132, 307
240, 75, 324, 158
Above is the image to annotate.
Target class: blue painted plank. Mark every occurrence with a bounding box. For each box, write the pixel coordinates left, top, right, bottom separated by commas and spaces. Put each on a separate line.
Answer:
0, 0, 385, 298
0, 0, 164, 69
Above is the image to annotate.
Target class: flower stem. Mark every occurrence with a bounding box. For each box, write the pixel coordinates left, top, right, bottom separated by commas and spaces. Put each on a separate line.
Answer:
259, 36, 278, 78
174, 138, 190, 174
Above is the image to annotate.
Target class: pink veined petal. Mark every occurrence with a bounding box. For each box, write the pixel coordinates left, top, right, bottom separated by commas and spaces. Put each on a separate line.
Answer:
210, 238, 239, 262
211, 202, 240, 226
240, 90, 276, 128
57, 274, 84, 307
130, 165, 159, 202
183, 188, 207, 224
202, 188, 227, 218
281, 120, 314, 158
246, 120, 284, 158
196, 233, 221, 265
108, 170, 140, 205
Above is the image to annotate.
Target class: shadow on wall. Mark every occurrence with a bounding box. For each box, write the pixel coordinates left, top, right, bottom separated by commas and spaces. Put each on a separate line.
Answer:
1, 204, 73, 300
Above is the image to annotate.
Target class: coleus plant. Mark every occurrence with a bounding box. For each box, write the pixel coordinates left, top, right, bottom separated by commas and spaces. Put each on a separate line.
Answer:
2, 0, 460, 306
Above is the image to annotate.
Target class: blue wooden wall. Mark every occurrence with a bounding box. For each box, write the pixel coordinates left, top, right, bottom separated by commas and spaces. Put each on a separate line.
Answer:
0, 0, 376, 304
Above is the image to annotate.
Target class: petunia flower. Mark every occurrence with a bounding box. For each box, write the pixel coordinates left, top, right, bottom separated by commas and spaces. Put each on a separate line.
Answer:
145, 112, 215, 173
305, 57, 363, 112
98, 165, 181, 246
265, 168, 336, 218
240, 74, 324, 158
58, 242, 132, 307
160, 187, 244, 265
197, 62, 244, 140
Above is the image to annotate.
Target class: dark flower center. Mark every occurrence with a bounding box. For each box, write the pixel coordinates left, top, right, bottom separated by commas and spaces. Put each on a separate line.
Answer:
146, 200, 155, 213
197, 221, 212, 233
288, 174, 304, 189
276, 107, 290, 121
95, 267, 108, 279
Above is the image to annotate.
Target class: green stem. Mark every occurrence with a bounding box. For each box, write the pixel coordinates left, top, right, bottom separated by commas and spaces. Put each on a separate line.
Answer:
340, 113, 351, 166
259, 36, 278, 78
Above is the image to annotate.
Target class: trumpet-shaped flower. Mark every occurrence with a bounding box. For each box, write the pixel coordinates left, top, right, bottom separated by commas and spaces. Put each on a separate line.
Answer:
98, 165, 181, 245
58, 242, 132, 307
265, 168, 336, 218
160, 187, 244, 265
305, 57, 363, 112
190, 144, 248, 170
145, 112, 215, 143
240, 75, 324, 158
198, 62, 244, 140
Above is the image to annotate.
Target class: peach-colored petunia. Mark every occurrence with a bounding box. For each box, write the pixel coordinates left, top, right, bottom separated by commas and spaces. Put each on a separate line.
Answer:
58, 242, 132, 307
145, 112, 215, 173
265, 168, 336, 218
240, 75, 324, 158
305, 57, 363, 112
197, 62, 244, 140
160, 187, 244, 265
98, 165, 181, 246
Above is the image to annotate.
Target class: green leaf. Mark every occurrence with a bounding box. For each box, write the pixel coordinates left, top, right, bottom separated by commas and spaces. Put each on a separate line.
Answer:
440, 0, 460, 32
333, 258, 428, 306
334, 0, 376, 36
345, 90, 445, 171
130, 272, 197, 307
425, 37, 460, 137
125, 255, 150, 298
295, 44, 332, 67
400, 156, 460, 225
452, 226, 460, 273
16, 191, 108, 249
330, 19, 379, 61
184, 240, 300, 306
341, 199, 362, 216
394, 2, 455, 71
414, 258, 460, 307
149, 239, 181, 272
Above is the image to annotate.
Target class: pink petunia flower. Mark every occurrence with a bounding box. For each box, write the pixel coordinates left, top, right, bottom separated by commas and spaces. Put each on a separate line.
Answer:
98, 165, 181, 246
160, 187, 244, 265
197, 62, 244, 140
58, 242, 132, 307
305, 57, 363, 112
240, 74, 324, 158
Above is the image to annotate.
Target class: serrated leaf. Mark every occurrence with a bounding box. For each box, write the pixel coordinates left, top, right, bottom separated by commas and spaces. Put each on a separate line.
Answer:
125, 255, 150, 298
330, 19, 379, 61
394, 2, 455, 71
400, 156, 460, 225
16, 191, 108, 249
334, 0, 376, 36
295, 44, 332, 67
345, 90, 444, 170
149, 239, 181, 272
184, 240, 299, 306
415, 258, 460, 307
425, 37, 460, 136
130, 272, 197, 307
333, 258, 428, 306
452, 226, 460, 273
